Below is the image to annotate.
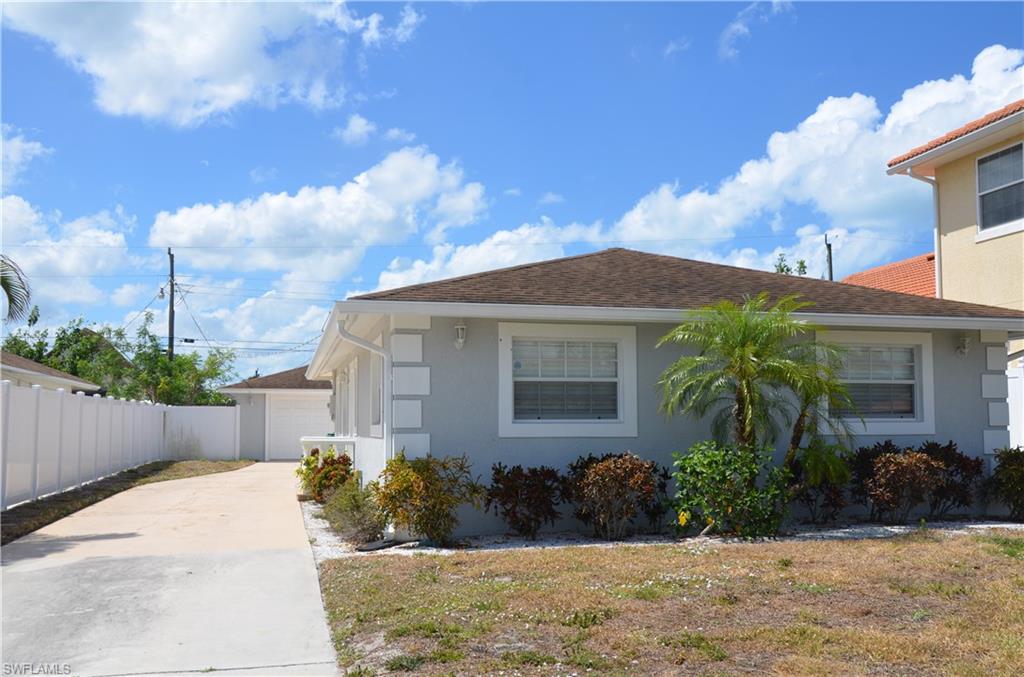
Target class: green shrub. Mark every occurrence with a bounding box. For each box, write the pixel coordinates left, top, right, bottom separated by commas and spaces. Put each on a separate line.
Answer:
322, 478, 386, 544
918, 441, 983, 519
790, 439, 850, 524
866, 452, 945, 524
372, 453, 483, 546
564, 452, 663, 540
485, 463, 563, 539
989, 446, 1024, 521
673, 441, 789, 538
296, 446, 354, 503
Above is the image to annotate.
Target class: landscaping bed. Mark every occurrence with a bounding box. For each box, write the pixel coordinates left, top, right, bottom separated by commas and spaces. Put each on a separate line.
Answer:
318, 527, 1024, 674
1, 459, 254, 544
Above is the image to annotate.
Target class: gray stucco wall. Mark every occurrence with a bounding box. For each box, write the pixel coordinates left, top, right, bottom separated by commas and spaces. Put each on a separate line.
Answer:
235, 394, 266, 461
416, 318, 1001, 535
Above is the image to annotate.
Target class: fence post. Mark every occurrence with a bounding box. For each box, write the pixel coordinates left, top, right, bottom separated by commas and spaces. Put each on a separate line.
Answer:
1, 380, 11, 510
55, 388, 66, 492
234, 404, 241, 461
93, 394, 102, 482
106, 395, 115, 477
75, 391, 85, 488
128, 399, 136, 469
29, 385, 41, 501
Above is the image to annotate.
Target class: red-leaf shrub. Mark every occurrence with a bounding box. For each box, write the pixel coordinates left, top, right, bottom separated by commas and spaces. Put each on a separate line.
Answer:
989, 446, 1024, 521
309, 453, 354, 503
850, 441, 901, 521
866, 452, 945, 524
564, 452, 663, 540
485, 463, 563, 539
918, 441, 983, 519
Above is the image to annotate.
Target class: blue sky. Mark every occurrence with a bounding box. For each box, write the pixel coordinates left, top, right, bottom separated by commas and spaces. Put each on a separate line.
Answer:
2, 1, 1022, 379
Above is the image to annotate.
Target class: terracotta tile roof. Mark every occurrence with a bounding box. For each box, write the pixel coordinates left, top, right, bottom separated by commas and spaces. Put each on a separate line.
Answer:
841, 253, 936, 298
222, 365, 330, 390
0, 351, 101, 389
353, 248, 1024, 320
887, 99, 1024, 167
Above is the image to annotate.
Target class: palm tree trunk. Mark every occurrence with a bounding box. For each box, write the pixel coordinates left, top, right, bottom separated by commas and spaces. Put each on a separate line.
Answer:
784, 405, 808, 474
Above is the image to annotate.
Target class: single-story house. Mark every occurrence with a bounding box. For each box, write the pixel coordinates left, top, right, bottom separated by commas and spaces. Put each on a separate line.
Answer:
306, 248, 1024, 534
0, 351, 101, 393
220, 366, 332, 461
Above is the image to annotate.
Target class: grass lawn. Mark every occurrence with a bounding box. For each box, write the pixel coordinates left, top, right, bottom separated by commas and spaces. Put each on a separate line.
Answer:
320, 529, 1024, 675
1, 459, 254, 544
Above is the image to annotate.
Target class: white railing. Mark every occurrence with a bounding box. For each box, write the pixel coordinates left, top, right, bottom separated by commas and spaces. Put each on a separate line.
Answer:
0, 380, 240, 510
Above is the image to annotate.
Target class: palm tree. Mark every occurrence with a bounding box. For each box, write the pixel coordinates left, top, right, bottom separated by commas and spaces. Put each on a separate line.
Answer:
1, 255, 31, 321
658, 293, 850, 460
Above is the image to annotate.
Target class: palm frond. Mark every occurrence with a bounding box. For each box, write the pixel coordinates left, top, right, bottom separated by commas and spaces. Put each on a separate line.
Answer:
1, 255, 31, 322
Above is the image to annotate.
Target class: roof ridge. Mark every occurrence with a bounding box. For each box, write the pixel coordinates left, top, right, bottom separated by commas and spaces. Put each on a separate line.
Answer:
888, 98, 1024, 167
842, 251, 934, 280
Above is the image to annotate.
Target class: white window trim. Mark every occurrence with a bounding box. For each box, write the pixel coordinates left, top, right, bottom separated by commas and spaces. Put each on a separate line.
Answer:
818, 330, 935, 435
498, 322, 637, 438
975, 141, 1024, 243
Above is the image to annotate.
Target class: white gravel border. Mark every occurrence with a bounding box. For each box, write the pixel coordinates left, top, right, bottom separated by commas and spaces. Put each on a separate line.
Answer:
299, 500, 1022, 565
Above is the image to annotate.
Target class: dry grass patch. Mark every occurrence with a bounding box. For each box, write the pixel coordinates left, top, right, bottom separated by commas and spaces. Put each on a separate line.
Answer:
320, 530, 1024, 674
1, 459, 254, 544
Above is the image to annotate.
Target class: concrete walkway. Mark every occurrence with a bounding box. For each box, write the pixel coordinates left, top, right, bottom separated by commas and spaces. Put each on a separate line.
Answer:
2, 462, 338, 676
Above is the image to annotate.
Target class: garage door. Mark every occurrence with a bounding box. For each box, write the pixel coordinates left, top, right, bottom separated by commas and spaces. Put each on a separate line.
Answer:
267, 394, 333, 460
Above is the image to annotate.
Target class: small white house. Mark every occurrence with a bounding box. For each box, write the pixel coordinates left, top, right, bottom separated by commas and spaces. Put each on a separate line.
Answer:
0, 351, 100, 393
219, 365, 333, 461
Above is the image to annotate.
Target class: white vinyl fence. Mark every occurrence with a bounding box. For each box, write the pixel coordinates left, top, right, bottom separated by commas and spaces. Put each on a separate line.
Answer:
0, 381, 240, 510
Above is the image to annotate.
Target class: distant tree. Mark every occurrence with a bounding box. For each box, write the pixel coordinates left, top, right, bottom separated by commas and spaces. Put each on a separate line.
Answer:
2, 313, 236, 405
774, 253, 807, 276
1, 255, 31, 321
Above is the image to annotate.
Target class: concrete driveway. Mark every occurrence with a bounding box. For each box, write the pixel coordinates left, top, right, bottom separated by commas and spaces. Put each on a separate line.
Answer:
2, 462, 338, 676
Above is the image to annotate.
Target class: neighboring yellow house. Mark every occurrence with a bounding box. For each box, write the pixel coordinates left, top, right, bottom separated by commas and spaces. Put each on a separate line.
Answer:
887, 99, 1024, 447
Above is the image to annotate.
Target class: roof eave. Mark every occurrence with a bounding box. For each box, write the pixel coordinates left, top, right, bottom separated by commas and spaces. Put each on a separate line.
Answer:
887, 109, 1024, 176
0, 363, 101, 391
333, 299, 1024, 332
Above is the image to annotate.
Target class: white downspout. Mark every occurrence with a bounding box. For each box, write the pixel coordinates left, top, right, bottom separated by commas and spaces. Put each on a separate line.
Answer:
335, 316, 393, 461
906, 167, 942, 299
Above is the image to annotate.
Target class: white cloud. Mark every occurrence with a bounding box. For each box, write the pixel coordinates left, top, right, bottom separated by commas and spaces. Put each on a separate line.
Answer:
663, 37, 691, 59
612, 44, 1024, 261
111, 282, 151, 307
719, 1, 792, 61
384, 127, 416, 143
393, 5, 424, 44
1, 195, 144, 305
2, 125, 51, 188
538, 192, 565, 205
149, 147, 486, 282
367, 218, 604, 292
503, 187, 522, 197
333, 113, 377, 145
428, 182, 487, 243
249, 166, 279, 184
3, 2, 421, 126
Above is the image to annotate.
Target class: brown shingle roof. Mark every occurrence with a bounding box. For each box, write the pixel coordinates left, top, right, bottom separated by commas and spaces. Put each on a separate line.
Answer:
887, 99, 1024, 167
353, 248, 1024, 320
222, 364, 330, 390
842, 253, 936, 298
0, 351, 101, 389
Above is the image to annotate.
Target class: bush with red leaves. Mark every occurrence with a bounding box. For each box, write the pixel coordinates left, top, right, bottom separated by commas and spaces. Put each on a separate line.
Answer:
485, 463, 564, 539
866, 452, 944, 524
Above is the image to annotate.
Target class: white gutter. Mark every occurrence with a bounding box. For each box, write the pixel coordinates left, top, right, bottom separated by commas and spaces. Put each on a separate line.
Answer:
905, 167, 942, 299
335, 316, 393, 461
333, 299, 1024, 332
885, 110, 1024, 176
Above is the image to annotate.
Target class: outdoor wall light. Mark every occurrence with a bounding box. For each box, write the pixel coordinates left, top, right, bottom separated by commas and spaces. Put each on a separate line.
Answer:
955, 333, 972, 357
454, 319, 467, 350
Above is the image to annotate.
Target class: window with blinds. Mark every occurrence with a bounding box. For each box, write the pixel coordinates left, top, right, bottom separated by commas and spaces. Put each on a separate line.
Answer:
978, 143, 1023, 230
834, 345, 917, 419
511, 339, 619, 420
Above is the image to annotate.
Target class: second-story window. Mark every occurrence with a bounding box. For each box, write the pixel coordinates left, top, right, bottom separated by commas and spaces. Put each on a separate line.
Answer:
978, 143, 1023, 231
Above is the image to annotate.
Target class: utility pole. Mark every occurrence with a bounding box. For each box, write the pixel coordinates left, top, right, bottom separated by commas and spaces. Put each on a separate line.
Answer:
823, 236, 831, 280
167, 247, 175, 360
